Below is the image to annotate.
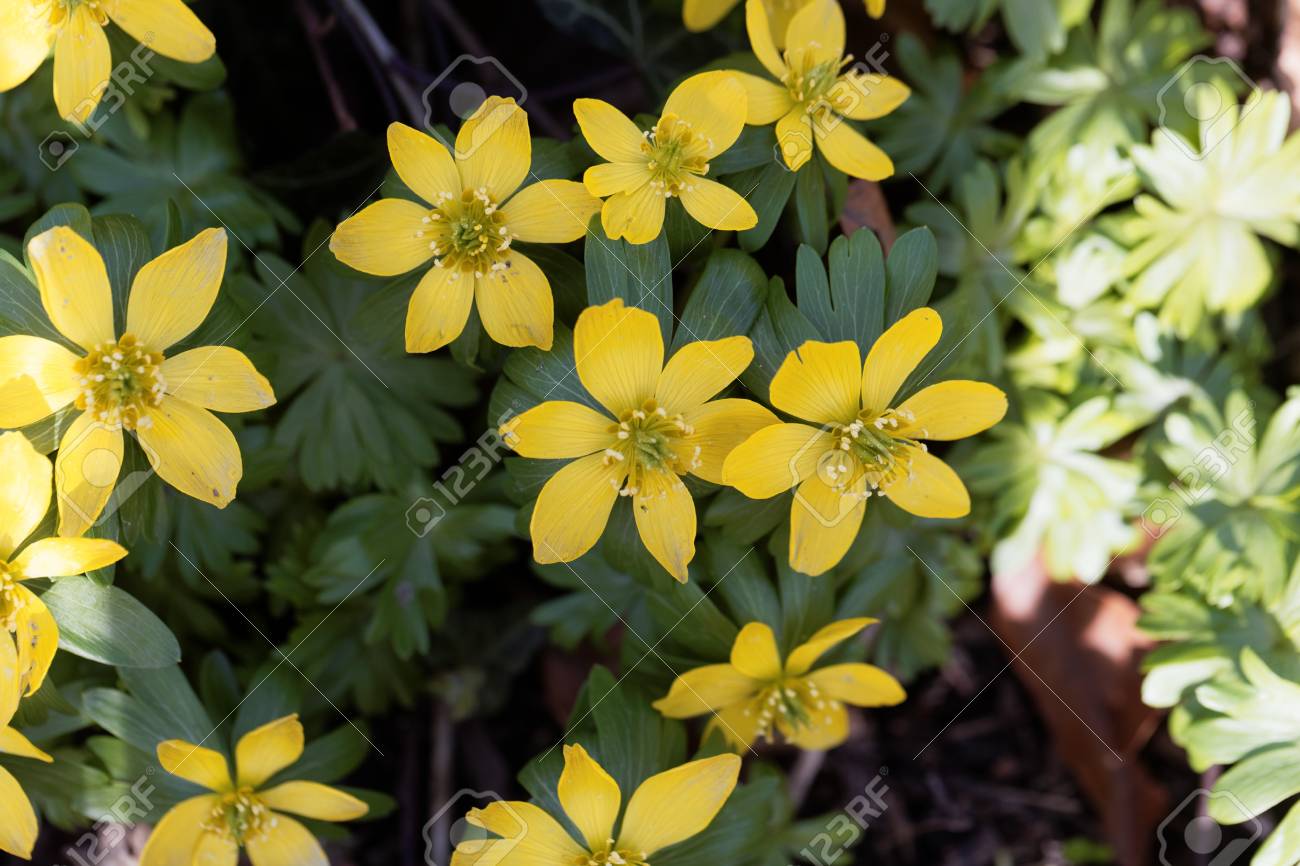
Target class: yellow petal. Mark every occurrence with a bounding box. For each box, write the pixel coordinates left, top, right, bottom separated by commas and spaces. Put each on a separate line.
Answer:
456, 97, 530, 201
679, 178, 757, 232
814, 118, 894, 181
558, 744, 620, 850
721, 422, 830, 498
157, 740, 233, 792
0, 726, 52, 763
406, 266, 474, 353
865, 0, 885, 16
781, 702, 849, 750
617, 754, 741, 855
28, 226, 114, 351
0, 4, 51, 92
805, 663, 906, 706
330, 198, 436, 277
244, 815, 327, 866
259, 782, 368, 822
13, 537, 127, 578
0, 765, 38, 859
893, 380, 1008, 440
462, 801, 584, 864
574, 298, 663, 416
52, 6, 109, 123
235, 714, 304, 789
745, 0, 787, 79
656, 336, 753, 412
126, 228, 227, 351
138, 795, 220, 866
531, 453, 623, 565
775, 107, 814, 172
387, 122, 460, 203
15, 588, 57, 695
160, 346, 276, 413
730, 622, 781, 680
192, 832, 238, 866
573, 99, 645, 164
137, 396, 241, 508
600, 183, 666, 245
736, 72, 793, 125
771, 340, 860, 424
881, 448, 970, 518
683, 0, 739, 30
0, 630, 17, 725
785, 617, 876, 675
0, 432, 52, 560
0, 336, 80, 428
583, 162, 651, 198
54, 412, 123, 538
786, 0, 844, 64
107, 0, 216, 63
653, 664, 760, 717
501, 401, 613, 459
633, 469, 695, 582
500, 180, 600, 243
861, 307, 941, 413
475, 253, 554, 350
789, 473, 866, 577
681, 398, 778, 485
664, 71, 748, 159
830, 73, 910, 121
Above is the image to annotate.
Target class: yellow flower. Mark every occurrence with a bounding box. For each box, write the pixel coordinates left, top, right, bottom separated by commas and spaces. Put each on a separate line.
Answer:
331, 99, 600, 354
723, 308, 1007, 576
142, 714, 369, 866
0, 0, 216, 123
735, 0, 909, 178
502, 299, 777, 581
654, 618, 904, 750
683, 0, 886, 40
575, 71, 757, 244
0, 432, 127, 697
0, 226, 276, 537
0, 621, 54, 861
453, 743, 739, 866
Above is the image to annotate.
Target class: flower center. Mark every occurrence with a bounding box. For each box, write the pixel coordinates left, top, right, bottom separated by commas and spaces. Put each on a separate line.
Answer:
745, 677, 842, 742
816, 408, 927, 495
202, 789, 276, 846
39, 0, 108, 27
74, 334, 166, 432
601, 400, 700, 496
781, 49, 854, 112
578, 842, 650, 866
641, 114, 712, 198
0, 562, 27, 633
422, 187, 515, 278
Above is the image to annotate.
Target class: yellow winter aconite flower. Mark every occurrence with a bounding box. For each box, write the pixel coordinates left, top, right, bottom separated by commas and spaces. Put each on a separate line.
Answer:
0, 432, 127, 697
736, 0, 908, 178
0, 621, 54, 861
0, 0, 216, 123
453, 743, 740, 866
655, 618, 904, 750
723, 308, 1007, 576
683, 0, 885, 39
575, 71, 758, 244
502, 299, 777, 581
142, 714, 369, 866
0, 226, 276, 537
331, 99, 600, 354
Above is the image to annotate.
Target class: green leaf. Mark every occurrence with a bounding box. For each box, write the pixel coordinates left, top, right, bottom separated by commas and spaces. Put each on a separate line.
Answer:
671, 249, 767, 350
40, 577, 181, 668
585, 220, 674, 345
1210, 745, 1300, 822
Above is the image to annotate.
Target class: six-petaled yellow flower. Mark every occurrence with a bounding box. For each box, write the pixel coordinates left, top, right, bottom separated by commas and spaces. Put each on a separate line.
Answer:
0, 619, 54, 860
142, 714, 369, 866
0, 0, 216, 122
0, 226, 276, 537
0, 432, 127, 698
502, 299, 777, 581
723, 308, 1007, 576
453, 743, 739, 866
736, 0, 908, 178
655, 617, 904, 750
575, 71, 758, 244
683, 0, 886, 39
331, 99, 601, 353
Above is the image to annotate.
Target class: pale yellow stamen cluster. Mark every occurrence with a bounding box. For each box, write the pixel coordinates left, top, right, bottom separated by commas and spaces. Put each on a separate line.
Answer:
742, 677, 841, 742
816, 407, 928, 499
0, 562, 28, 633
641, 115, 713, 199
577, 841, 651, 866
74, 333, 166, 432
782, 47, 857, 117
601, 400, 701, 496
38, 0, 108, 27
202, 789, 277, 847
422, 186, 516, 280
